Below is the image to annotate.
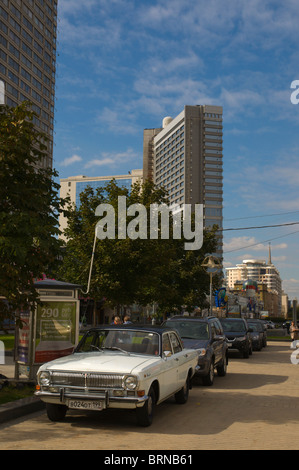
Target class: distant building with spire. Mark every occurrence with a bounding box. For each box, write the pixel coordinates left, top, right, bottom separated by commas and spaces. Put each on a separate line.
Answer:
225, 244, 282, 315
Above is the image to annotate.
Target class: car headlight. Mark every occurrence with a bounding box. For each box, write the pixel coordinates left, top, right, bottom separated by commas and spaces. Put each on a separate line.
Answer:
197, 348, 207, 357
39, 371, 51, 386
124, 375, 138, 390
237, 336, 246, 341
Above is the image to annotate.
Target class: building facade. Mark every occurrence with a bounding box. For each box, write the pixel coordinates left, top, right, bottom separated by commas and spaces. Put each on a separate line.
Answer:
0, 0, 58, 169
143, 105, 223, 257
59, 169, 143, 237
226, 257, 282, 315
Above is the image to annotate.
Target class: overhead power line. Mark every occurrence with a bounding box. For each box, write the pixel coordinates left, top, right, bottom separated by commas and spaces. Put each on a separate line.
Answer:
223, 229, 299, 254
222, 221, 299, 232
224, 209, 299, 222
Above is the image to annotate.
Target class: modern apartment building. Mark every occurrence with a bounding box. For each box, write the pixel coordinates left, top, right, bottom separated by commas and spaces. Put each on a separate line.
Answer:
143, 105, 223, 256
0, 0, 58, 169
59, 169, 143, 237
225, 256, 282, 314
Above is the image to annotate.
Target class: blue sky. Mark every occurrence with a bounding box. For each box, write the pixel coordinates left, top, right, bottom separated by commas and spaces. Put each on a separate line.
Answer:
53, 0, 299, 299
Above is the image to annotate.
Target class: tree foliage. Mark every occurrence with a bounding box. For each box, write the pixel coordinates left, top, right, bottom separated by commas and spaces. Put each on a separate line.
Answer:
57, 179, 221, 315
0, 103, 69, 321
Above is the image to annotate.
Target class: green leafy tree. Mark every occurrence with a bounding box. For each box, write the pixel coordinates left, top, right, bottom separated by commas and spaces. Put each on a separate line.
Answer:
57, 179, 220, 318
0, 103, 69, 324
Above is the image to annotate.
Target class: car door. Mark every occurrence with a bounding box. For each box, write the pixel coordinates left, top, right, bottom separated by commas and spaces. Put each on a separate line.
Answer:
169, 331, 190, 389
159, 332, 179, 400
210, 320, 223, 366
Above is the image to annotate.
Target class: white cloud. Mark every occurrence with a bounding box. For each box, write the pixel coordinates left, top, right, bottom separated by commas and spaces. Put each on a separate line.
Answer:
223, 236, 288, 256
84, 148, 139, 169
61, 154, 82, 166
96, 108, 138, 135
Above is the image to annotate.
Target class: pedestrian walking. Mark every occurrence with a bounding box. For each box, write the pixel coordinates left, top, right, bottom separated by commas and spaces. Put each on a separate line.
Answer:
290, 321, 299, 341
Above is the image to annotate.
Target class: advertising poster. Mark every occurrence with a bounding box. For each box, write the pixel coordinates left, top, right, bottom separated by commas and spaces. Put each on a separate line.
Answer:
35, 301, 77, 363
17, 310, 31, 363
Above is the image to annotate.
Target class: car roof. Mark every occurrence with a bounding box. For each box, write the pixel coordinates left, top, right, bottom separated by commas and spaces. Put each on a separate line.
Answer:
83, 324, 176, 336
219, 317, 246, 321
164, 316, 218, 322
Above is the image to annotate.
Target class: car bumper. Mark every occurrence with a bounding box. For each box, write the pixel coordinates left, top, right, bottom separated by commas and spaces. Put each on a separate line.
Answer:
226, 339, 248, 352
251, 337, 262, 349
35, 388, 148, 410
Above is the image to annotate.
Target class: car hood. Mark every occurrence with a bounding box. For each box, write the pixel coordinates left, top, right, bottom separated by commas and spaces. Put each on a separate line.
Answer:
38, 351, 159, 375
181, 338, 208, 349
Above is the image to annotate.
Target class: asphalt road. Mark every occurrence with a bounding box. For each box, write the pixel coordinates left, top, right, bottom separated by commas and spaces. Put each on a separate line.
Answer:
0, 340, 298, 451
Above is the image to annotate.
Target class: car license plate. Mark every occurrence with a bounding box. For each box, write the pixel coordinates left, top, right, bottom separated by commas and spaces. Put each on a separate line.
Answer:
67, 400, 104, 411
227, 342, 233, 347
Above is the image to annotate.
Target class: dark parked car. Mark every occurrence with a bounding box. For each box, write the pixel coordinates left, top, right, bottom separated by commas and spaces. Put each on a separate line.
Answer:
247, 319, 267, 347
247, 321, 264, 350
219, 318, 252, 358
162, 316, 228, 386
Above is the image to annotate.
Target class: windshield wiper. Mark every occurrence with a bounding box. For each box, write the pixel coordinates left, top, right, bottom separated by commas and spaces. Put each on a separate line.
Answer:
90, 345, 104, 352
103, 346, 130, 355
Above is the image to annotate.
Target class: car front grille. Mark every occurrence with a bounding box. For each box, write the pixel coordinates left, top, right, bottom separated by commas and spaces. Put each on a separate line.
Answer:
50, 371, 124, 389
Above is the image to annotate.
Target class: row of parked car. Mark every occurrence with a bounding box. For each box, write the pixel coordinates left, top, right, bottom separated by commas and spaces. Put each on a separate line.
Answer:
35, 315, 268, 427
162, 315, 268, 386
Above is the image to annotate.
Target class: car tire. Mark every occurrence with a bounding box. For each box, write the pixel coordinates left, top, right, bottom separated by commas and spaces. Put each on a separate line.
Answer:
175, 377, 189, 404
46, 403, 67, 422
243, 347, 250, 358
202, 359, 214, 386
216, 356, 227, 377
136, 386, 155, 427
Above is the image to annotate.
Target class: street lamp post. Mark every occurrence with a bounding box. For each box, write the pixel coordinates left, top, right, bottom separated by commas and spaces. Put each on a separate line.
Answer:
201, 255, 221, 316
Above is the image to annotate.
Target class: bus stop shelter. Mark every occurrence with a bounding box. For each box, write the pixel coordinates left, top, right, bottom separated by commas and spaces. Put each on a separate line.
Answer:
15, 279, 81, 380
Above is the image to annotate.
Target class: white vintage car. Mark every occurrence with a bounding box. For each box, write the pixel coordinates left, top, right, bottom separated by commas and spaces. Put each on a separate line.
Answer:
35, 325, 199, 426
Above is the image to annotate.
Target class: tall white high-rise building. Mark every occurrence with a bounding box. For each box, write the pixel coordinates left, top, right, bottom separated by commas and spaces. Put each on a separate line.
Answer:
143, 105, 223, 257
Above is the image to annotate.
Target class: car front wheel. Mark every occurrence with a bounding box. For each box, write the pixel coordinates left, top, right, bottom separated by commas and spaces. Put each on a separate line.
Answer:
217, 356, 227, 377
136, 387, 155, 427
202, 359, 215, 386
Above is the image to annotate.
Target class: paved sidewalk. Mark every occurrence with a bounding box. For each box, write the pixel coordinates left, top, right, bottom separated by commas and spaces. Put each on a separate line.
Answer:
0, 353, 15, 379
0, 354, 44, 424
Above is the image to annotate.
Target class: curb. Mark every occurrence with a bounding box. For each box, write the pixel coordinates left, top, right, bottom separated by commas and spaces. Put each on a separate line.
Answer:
0, 396, 45, 424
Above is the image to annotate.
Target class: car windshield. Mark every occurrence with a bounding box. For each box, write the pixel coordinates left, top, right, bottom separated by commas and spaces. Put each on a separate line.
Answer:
248, 322, 262, 332
220, 320, 246, 332
75, 329, 160, 356
165, 321, 209, 340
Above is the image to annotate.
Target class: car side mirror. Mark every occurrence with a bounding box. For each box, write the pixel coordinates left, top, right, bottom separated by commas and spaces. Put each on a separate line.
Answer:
163, 350, 172, 359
